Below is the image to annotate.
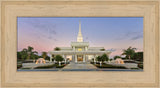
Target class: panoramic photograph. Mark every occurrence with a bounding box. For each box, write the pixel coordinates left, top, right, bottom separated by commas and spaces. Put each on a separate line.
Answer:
17, 17, 143, 71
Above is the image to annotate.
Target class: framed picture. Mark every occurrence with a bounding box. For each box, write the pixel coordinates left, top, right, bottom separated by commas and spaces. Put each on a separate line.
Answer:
0, 0, 159, 88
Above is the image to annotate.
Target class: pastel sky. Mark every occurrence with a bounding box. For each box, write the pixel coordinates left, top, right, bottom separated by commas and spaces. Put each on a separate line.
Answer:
17, 17, 143, 58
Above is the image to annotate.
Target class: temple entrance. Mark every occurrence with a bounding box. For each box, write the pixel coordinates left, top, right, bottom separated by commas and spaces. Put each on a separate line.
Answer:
77, 55, 83, 61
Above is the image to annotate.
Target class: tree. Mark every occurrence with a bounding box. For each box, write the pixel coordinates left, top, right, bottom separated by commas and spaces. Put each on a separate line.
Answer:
133, 52, 143, 62
96, 54, 109, 66
52, 54, 55, 62
96, 56, 102, 62
20, 48, 28, 61
28, 46, 34, 52
96, 56, 102, 67
42, 52, 47, 60
101, 54, 109, 62
54, 47, 61, 51
122, 46, 136, 60
100, 49, 105, 51
26, 46, 34, 60
114, 56, 121, 60
55, 55, 64, 66
17, 52, 21, 59
21, 46, 38, 60
30, 51, 38, 59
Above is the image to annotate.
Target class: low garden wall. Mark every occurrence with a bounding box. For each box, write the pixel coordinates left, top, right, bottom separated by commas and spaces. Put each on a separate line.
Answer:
22, 63, 54, 69
108, 63, 138, 69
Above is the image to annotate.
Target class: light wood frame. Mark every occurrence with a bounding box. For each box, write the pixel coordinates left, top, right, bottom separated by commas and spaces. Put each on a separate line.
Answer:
0, 0, 160, 88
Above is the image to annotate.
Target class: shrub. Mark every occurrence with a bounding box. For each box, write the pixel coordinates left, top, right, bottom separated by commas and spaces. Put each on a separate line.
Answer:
55, 55, 64, 62
56, 64, 65, 68
35, 64, 55, 69
90, 62, 94, 64
131, 68, 139, 69
95, 64, 127, 69
138, 63, 143, 69
21, 68, 31, 69
124, 61, 136, 63
17, 64, 22, 69
54, 47, 61, 51
35, 64, 67, 69
22, 60, 34, 63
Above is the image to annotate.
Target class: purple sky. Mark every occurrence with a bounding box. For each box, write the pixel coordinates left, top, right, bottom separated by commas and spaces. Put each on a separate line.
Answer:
17, 17, 143, 58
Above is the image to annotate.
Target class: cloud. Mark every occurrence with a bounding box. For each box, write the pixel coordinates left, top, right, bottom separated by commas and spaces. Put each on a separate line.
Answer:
107, 48, 117, 52
49, 29, 57, 35
115, 31, 143, 40
85, 37, 88, 40
84, 37, 89, 41
131, 34, 143, 40
53, 39, 58, 41
48, 36, 52, 39
25, 19, 57, 34
25, 19, 58, 41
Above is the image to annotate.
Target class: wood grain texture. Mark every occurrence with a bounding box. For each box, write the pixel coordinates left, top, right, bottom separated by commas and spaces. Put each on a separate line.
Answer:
0, 0, 160, 88
0, 1, 1, 88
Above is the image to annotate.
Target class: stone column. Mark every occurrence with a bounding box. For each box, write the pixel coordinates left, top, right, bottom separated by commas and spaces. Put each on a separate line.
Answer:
62, 55, 66, 64
83, 55, 85, 62
50, 54, 52, 62
64, 55, 67, 64
85, 47, 88, 51
75, 55, 77, 63
73, 47, 75, 51
72, 55, 74, 62
94, 55, 96, 64
87, 55, 88, 62
54, 55, 56, 63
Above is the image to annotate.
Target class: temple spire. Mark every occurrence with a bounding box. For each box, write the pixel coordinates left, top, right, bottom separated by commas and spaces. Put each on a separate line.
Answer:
77, 20, 83, 42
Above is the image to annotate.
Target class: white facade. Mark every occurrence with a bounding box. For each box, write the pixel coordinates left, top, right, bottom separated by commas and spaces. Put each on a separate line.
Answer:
48, 21, 111, 63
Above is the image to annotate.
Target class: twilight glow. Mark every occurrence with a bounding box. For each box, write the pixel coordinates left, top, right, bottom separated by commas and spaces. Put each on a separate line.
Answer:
17, 17, 143, 58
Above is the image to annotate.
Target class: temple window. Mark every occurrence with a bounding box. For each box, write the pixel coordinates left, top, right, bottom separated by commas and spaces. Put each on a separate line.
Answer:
78, 48, 82, 51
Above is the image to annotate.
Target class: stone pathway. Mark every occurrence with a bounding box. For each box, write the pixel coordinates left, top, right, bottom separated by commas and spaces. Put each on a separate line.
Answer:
62, 62, 97, 71
17, 62, 143, 71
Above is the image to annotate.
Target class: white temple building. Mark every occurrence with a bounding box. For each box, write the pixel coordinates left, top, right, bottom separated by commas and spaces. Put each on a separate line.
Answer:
49, 21, 111, 63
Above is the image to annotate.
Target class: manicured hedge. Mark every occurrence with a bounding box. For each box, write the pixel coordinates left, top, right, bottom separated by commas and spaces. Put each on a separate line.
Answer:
56, 64, 66, 68
35, 64, 67, 69
35, 64, 56, 69
17, 64, 22, 69
95, 64, 127, 69
21, 68, 31, 69
138, 63, 143, 69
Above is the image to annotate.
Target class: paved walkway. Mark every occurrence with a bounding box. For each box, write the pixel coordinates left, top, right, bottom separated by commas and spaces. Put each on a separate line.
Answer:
62, 62, 97, 71
17, 62, 143, 71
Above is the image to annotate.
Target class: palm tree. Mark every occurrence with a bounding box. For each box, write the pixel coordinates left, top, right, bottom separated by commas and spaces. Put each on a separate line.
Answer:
20, 48, 28, 61
28, 46, 33, 52
26, 46, 34, 60
42, 52, 47, 60
30, 51, 38, 60
133, 52, 143, 62
54, 47, 61, 51
122, 46, 136, 60
114, 56, 121, 60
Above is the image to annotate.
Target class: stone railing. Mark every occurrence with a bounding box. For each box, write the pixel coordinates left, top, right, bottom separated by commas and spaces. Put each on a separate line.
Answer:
22, 63, 54, 69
